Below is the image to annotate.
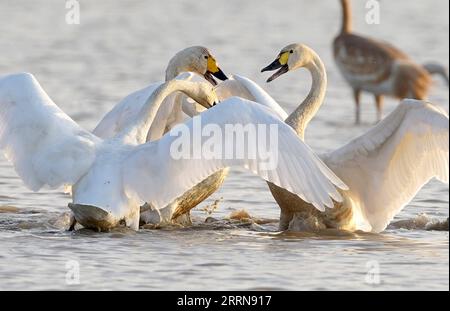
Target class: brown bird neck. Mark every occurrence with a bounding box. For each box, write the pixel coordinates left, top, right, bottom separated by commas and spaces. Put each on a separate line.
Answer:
340, 0, 352, 34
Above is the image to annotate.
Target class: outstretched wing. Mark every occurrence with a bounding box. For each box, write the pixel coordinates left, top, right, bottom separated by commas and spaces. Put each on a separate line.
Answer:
323, 99, 449, 232
122, 97, 347, 212
0, 73, 98, 191
215, 75, 288, 120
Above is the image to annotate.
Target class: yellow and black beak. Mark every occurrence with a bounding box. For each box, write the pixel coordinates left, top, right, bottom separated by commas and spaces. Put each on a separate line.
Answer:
261, 51, 290, 83
204, 56, 228, 86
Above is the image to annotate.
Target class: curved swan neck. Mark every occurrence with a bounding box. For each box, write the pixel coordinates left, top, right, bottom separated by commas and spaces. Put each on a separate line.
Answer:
119, 80, 197, 143
340, 0, 352, 34
285, 51, 327, 140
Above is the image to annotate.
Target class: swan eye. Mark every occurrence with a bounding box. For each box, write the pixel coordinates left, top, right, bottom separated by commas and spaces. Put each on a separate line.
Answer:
290, 50, 294, 54
204, 55, 209, 60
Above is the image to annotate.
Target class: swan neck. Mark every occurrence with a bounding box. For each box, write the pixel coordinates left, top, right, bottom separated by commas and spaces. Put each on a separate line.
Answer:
140, 81, 192, 140
341, 0, 352, 34
120, 80, 192, 143
285, 54, 327, 140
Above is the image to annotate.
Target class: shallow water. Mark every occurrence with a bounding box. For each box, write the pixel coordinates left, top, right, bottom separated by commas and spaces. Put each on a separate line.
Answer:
0, 0, 448, 290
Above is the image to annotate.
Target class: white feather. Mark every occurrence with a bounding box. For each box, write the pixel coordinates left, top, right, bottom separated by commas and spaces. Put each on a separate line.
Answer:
1, 74, 344, 230
122, 97, 346, 212
215, 75, 288, 121
0, 73, 98, 191
322, 99, 449, 232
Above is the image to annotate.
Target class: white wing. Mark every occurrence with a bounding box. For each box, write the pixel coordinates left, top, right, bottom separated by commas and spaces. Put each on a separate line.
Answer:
181, 97, 207, 118
93, 73, 194, 141
215, 75, 288, 120
122, 97, 347, 212
323, 99, 449, 232
0, 73, 98, 191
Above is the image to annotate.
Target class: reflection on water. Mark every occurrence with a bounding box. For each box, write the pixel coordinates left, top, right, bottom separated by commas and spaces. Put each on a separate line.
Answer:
0, 0, 448, 290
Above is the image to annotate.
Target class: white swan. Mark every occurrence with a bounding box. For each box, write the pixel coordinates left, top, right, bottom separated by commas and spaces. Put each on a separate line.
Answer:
92, 46, 231, 226
0, 72, 347, 231
259, 43, 449, 233
93, 46, 228, 140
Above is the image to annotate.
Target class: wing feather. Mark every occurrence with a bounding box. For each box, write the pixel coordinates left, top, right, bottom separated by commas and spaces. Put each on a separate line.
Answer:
0, 73, 97, 191
323, 99, 449, 232
122, 97, 346, 212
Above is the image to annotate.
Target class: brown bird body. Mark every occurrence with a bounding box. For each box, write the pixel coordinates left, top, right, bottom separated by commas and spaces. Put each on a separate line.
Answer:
334, 0, 446, 123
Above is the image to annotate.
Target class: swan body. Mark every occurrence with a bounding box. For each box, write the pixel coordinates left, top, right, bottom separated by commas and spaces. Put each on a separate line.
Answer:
261, 43, 449, 233
0, 72, 347, 231
93, 46, 231, 225
334, 0, 449, 124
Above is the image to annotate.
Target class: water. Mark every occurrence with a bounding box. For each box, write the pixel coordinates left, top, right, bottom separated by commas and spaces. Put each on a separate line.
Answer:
0, 0, 448, 290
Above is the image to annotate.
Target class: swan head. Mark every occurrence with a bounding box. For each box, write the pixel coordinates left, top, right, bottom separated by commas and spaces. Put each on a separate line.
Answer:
261, 43, 313, 82
181, 81, 220, 108
166, 46, 228, 86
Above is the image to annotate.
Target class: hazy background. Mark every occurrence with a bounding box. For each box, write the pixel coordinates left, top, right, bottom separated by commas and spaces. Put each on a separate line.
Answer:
0, 0, 448, 132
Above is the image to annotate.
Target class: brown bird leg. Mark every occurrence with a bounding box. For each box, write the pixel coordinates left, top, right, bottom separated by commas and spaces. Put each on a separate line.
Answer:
353, 89, 361, 124
375, 94, 384, 123
279, 208, 294, 231
68, 214, 77, 231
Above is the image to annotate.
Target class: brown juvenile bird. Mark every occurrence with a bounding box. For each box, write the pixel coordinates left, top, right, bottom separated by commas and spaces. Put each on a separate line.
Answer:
334, 0, 449, 124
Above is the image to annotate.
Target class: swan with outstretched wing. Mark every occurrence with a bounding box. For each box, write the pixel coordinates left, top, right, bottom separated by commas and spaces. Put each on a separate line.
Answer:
93, 46, 235, 226
259, 43, 449, 233
0, 72, 346, 231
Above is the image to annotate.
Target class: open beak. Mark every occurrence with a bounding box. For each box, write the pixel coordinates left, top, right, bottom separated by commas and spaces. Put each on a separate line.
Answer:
204, 67, 228, 86
193, 98, 220, 110
261, 58, 289, 83
204, 99, 221, 109
204, 55, 229, 86
198, 101, 213, 109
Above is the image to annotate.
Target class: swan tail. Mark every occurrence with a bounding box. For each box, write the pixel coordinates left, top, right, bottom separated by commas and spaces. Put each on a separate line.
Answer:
68, 203, 120, 232
423, 62, 449, 87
